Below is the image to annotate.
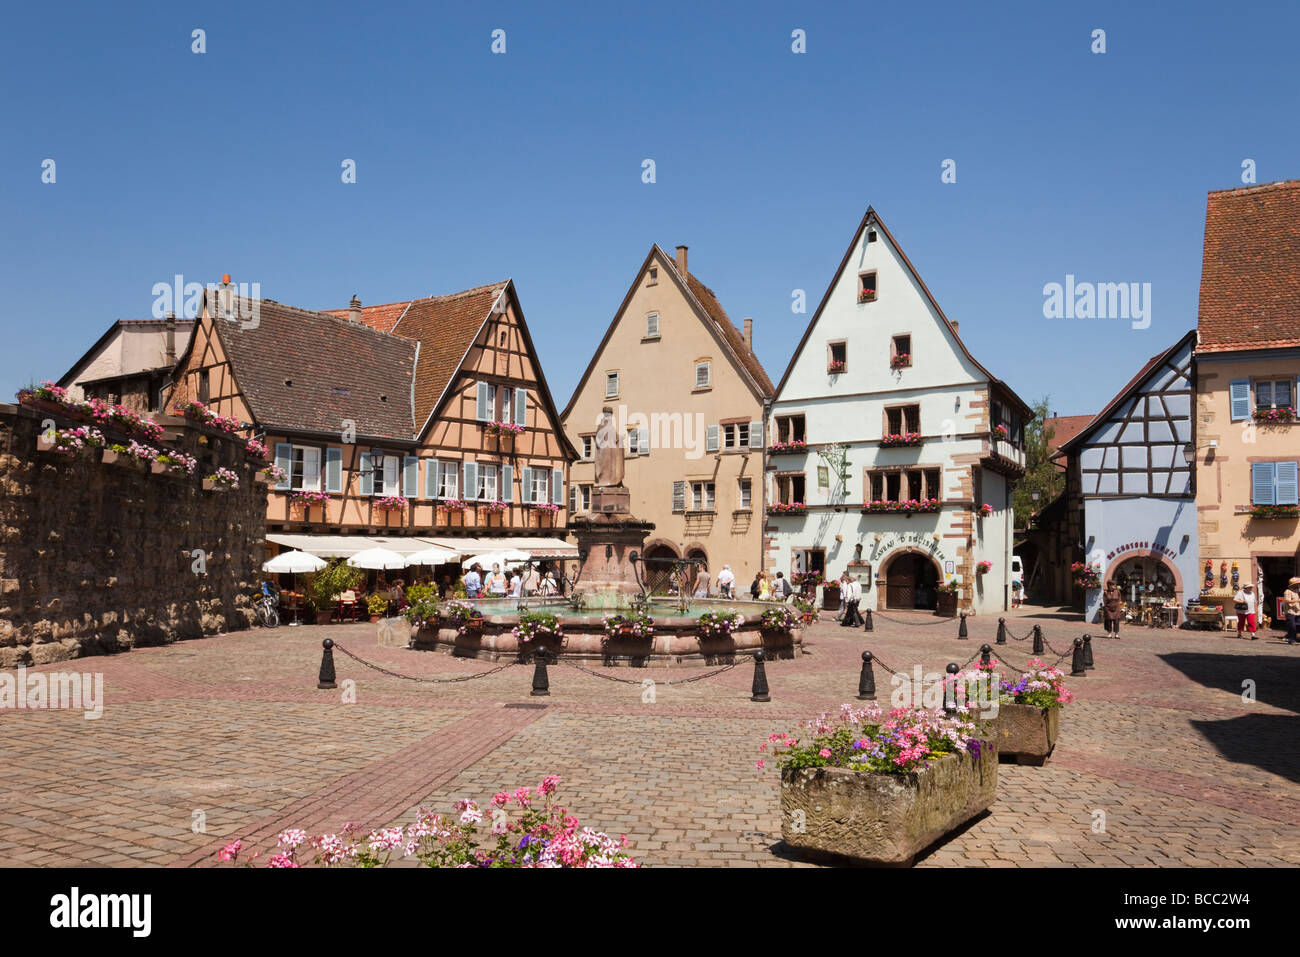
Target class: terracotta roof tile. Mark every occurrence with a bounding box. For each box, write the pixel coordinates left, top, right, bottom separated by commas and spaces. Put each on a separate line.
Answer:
679, 270, 775, 397
1197, 179, 1300, 353
1042, 415, 1094, 456
321, 300, 413, 334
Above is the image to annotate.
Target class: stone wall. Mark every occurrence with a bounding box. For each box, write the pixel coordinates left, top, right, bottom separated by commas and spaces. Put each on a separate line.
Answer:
0, 402, 266, 666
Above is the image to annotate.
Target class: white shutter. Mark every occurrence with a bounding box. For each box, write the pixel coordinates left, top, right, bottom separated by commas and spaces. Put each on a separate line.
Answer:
502, 464, 513, 502
273, 443, 292, 490
1252, 462, 1276, 505
552, 467, 563, 505
325, 447, 343, 494
749, 421, 764, 449
672, 480, 686, 512
403, 456, 419, 497
383, 455, 399, 495
1277, 461, 1299, 506
521, 466, 533, 504
515, 389, 527, 426
637, 428, 650, 456
359, 452, 373, 496
1229, 380, 1251, 421
426, 459, 438, 498
706, 425, 719, 452
464, 462, 478, 500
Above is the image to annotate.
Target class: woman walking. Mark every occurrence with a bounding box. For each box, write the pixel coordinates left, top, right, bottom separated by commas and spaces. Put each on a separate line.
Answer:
1102, 580, 1123, 637
1233, 582, 1258, 639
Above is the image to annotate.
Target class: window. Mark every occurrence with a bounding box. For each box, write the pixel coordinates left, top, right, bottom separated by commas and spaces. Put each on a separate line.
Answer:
689, 481, 715, 512
859, 271, 877, 303
885, 405, 921, 436
645, 313, 660, 338
891, 335, 912, 368
476, 381, 496, 422
738, 478, 752, 510
722, 421, 752, 450
1256, 379, 1294, 411
581, 435, 594, 459
291, 446, 322, 491
569, 483, 592, 513
435, 460, 458, 498
866, 467, 942, 503
776, 474, 806, 505
648, 267, 658, 286
672, 480, 686, 513
695, 361, 711, 389
477, 463, 499, 502
528, 467, 551, 504
627, 429, 641, 455
500, 386, 514, 422
198, 370, 210, 404
1252, 462, 1299, 505
605, 373, 619, 398
375, 454, 400, 496
828, 341, 847, 374
776, 414, 806, 444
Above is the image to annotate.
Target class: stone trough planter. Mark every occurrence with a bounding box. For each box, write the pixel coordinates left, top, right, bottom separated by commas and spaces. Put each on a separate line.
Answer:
780, 747, 997, 866
993, 703, 1059, 765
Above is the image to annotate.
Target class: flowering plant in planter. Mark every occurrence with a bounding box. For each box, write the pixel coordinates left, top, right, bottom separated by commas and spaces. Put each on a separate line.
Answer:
261, 463, 288, 484
375, 495, 408, 511
46, 425, 106, 453
697, 610, 744, 638
156, 451, 197, 475
244, 438, 269, 461
1248, 504, 1300, 519
768, 439, 807, 454
485, 421, 526, 436
993, 423, 1009, 439
217, 776, 634, 868
602, 612, 654, 639
480, 500, 509, 514
513, 610, 562, 644
976, 560, 992, 574
290, 489, 330, 507
88, 400, 165, 442
999, 659, 1073, 709
1252, 406, 1296, 423
107, 440, 160, 465
863, 498, 941, 513
978, 503, 993, 517
405, 596, 441, 627
880, 432, 921, 447
444, 600, 485, 635
1070, 561, 1100, 589
759, 702, 988, 775
767, 502, 806, 515
792, 571, 824, 587
437, 498, 467, 511
858, 288, 876, 303
173, 400, 242, 434
793, 597, 817, 616
936, 578, 960, 595
205, 467, 241, 490
760, 605, 799, 632
531, 503, 561, 513
827, 359, 846, 374
890, 353, 911, 369
16, 381, 71, 406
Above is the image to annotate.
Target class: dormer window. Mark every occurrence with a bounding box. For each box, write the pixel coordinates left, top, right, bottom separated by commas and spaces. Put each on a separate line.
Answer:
858, 272, 877, 304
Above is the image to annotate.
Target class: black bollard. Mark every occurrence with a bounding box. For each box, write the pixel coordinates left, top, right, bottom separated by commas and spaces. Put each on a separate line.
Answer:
1070, 637, 1086, 677
958, 613, 969, 639
996, 618, 1007, 645
317, 638, 336, 690
857, 651, 876, 700
863, 608, 873, 632
531, 648, 551, 697
1083, 633, 1095, 670
751, 649, 771, 702
943, 663, 960, 714
1032, 624, 1045, 655
980, 644, 992, 669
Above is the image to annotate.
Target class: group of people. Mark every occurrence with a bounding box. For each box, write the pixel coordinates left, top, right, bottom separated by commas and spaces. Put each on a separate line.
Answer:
1101, 576, 1300, 643
678, 564, 796, 601
461, 563, 560, 599
747, 570, 795, 602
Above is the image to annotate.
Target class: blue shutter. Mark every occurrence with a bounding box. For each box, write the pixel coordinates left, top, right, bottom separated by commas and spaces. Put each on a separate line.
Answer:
325, 447, 342, 494
515, 389, 527, 427
403, 456, 419, 497
476, 381, 489, 421
1252, 462, 1276, 505
502, 465, 513, 502
274, 443, 292, 490
749, 421, 764, 449
463, 461, 478, 500
1276, 462, 1299, 506
426, 459, 438, 498
359, 452, 373, 496
521, 466, 533, 504
552, 467, 564, 505
1229, 380, 1251, 421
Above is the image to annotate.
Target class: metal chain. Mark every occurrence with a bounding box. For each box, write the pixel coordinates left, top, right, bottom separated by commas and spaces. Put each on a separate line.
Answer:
871, 612, 958, 628
332, 643, 519, 684
551, 656, 739, 686
868, 653, 903, 677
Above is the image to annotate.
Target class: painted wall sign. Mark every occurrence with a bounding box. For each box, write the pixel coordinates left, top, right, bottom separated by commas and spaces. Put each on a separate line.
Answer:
868, 532, 949, 565
1106, 541, 1177, 561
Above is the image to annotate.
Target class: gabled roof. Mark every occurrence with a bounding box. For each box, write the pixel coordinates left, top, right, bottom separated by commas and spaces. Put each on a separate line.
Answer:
1042, 415, 1094, 457
57, 318, 195, 389
190, 293, 419, 440
560, 244, 775, 420
772, 208, 1034, 419
1197, 179, 1300, 353
321, 300, 413, 334
1053, 328, 1197, 459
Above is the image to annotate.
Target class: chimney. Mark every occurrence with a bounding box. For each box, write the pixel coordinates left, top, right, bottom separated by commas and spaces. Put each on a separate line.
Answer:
349, 294, 362, 323
218, 273, 234, 318
675, 244, 688, 277
165, 312, 177, 365
743, 317, 753, 352
951, 321, 960, 338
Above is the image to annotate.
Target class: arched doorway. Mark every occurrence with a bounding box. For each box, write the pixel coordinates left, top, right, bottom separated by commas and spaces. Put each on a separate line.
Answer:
883, 550, 941, 611
641, 542, 680, 595
686, 547, 709, 594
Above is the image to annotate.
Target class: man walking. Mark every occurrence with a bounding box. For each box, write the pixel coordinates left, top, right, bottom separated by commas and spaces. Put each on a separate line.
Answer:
1284, 577, 1300, 645
718, 564, 735, 599
840, 574, 863, 627
775, 571, 793, 603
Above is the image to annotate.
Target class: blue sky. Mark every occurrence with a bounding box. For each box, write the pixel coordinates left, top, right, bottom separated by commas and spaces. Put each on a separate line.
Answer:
2, 0, 1296, 418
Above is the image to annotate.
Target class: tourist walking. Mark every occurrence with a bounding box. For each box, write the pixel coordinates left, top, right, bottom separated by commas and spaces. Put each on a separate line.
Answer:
1234, 582, 1258, 639
758, 572, 771, 601
508, 570, 522, 599
540, 571, 558, 597
1102, 580, 1123, 637
840, 575, 863, 627
774, 571, 793, 602
694, 566, 711, 598
750, 572, 761, 600
718, 564, 735, 599
1284, 577, 1300, 645
463, 564, 483, 599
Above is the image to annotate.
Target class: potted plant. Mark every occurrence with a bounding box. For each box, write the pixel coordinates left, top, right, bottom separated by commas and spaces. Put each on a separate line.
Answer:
793, 597, 817, 625
1070, 561, 1100, 590
375, 495, 408, 511
366, 593, 388, 622
827, 359, 846, 374
602, 612, 654, 640
978, 503, 993, 517
44, 425, 106, 456
760, 605, 798, 634
985, 658, 1072, 765
513, 610, 563, 648
767, 502, 806, 515
306, 559, 362, 625
890, 353, 911, 369
768, 440, 807, 454
203, 467, 241, 492
976, 560, 992, 574
880, 432, 921, 447
697, 610, 744, 640
821, 579, 841, 612
762, 702, 995, 865
935, 578, 960, 617
443, 600, 485, 637
1252, 406, 1296, 423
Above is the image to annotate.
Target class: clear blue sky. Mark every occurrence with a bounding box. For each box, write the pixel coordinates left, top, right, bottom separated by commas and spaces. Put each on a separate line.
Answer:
2, 0, 1295, 418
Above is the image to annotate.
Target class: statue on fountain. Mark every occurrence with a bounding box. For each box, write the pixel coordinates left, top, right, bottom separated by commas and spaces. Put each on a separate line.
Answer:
591, 406, 630, 514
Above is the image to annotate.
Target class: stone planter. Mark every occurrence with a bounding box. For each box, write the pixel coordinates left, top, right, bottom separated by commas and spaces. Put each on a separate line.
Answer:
780, 747, 997, 866
202, 479, 233, 492
101, 449, 145, 471
994, 703, 1059, 765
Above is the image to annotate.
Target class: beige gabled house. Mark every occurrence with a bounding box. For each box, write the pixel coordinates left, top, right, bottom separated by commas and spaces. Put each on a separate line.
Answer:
561, 245, 775, 590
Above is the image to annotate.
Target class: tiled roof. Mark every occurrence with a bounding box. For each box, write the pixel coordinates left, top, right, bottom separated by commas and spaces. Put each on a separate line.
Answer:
1198, 179, 1300, 353
321, 300, 412, 334
207, 294, 418, 439
387, 282, 509, 427
679, 270, 776, 398
1043, 415, 1093, 456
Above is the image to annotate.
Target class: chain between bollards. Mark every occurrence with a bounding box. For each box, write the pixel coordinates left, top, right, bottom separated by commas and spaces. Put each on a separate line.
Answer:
317, 638, 336, 689
531, 647, 552, 696
996, 618, 1007, 645
751, 649, 771, 702
1083, 634, 1095, 670
857, 651, 876, 700
958, 613, 968, 639
1070, 637, 1086, 676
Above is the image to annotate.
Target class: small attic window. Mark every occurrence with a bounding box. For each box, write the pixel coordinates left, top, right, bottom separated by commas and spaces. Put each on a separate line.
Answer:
858, 272, 877, 304
647, 267, 658, 286
866, 230, 878, 243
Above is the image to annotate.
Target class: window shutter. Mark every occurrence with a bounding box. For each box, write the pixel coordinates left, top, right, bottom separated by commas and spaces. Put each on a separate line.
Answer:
476, 381, 489, 421
325, 447, 342, 494
403, 456, 419, 497
359, 452, 373, 496
274, 443, 292, 490
552, 467, 564, 505
1277, 462, 1299, 506
1252, 462, 1276, 505
515, 389, 527, 427
426, 459, 438, 498
637, 428, 650, 456
672, 480, 686, 512
749, 421, 763, 449
568, 484, 577, 512
463, 461, 478, 500
706, 425, 719, 452
1229, 380, 1251, 421
502, 464, 513, 503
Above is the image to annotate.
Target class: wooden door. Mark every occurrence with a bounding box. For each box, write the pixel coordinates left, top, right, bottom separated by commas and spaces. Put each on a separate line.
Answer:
886, 557, 916, 610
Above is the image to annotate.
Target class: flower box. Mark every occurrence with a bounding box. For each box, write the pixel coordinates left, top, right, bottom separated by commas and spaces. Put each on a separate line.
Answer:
880, 432, 920, 448
768, 440, 807, 455
1252, 406, 1296, 424
890, 354, 910, 369
202, 478, 227, 492
993, 703, 1059, 766
862, 498, 941, 514
827, 360, 846, 374
779, 747, 997, 865
935, 591, 958, 618
858, 289, 876, 303
767, 503, 806, 515
1247, 504, 1299, 519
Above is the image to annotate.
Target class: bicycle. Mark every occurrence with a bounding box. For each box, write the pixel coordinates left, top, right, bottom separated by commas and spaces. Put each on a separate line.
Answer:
255, 591, 280, 628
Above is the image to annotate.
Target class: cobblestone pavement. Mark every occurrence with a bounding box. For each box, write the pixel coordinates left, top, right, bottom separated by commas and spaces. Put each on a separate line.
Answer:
1, 605, 1298, 867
